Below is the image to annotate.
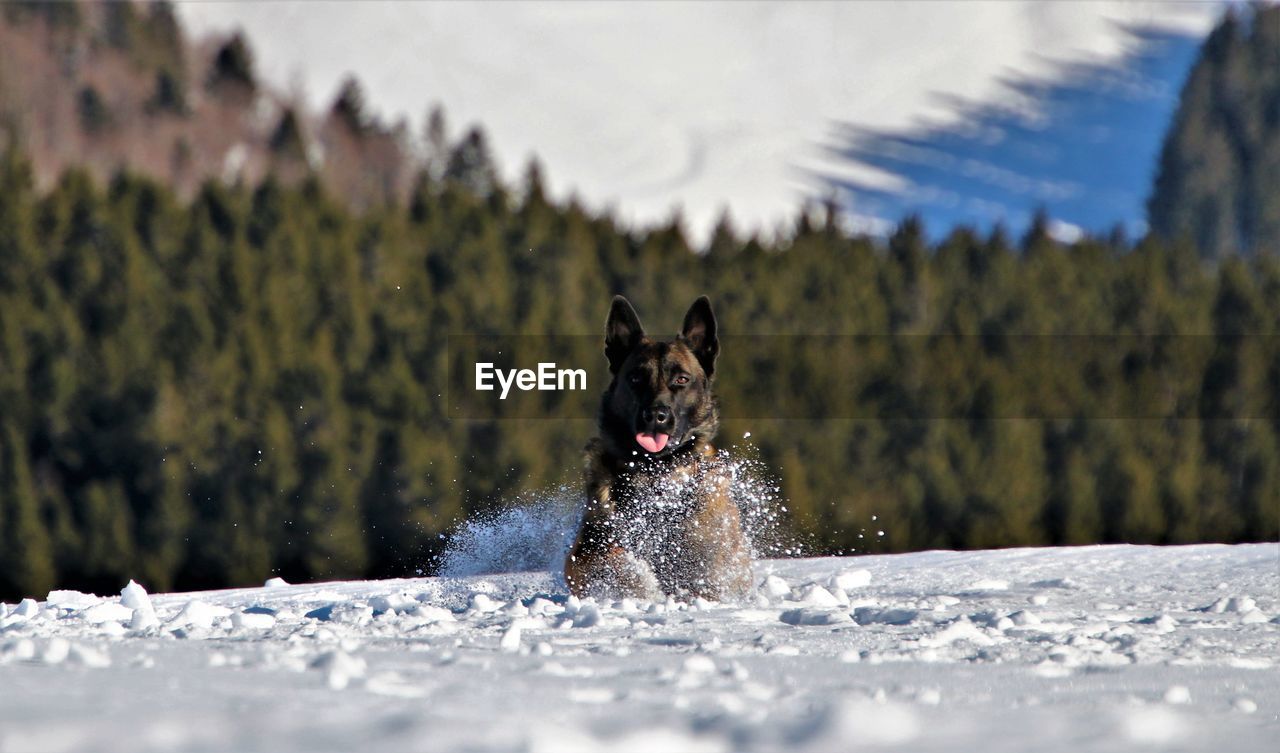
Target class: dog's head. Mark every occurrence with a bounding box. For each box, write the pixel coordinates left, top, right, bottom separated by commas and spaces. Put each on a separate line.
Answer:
598, 295, 720, 460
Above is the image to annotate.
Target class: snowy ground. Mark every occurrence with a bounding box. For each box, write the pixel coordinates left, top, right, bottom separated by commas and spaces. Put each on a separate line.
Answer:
1, 544, 1276, 753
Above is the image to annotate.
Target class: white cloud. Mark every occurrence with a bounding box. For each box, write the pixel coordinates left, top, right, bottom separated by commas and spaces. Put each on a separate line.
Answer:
178, 1, 1220, 244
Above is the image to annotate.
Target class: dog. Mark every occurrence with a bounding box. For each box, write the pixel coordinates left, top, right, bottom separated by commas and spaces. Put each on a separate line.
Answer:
563, 295, 753, 600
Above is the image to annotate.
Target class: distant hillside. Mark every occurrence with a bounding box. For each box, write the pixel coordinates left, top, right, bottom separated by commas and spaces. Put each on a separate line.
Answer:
1149, 5, 1280, 258
0, 1, 453, 210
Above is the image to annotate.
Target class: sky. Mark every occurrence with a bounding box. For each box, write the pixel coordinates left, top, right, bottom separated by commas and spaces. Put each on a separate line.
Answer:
176, 1, 1224, 243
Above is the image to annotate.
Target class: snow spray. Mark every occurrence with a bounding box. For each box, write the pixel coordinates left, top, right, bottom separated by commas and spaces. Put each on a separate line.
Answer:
437, 445, 798, 579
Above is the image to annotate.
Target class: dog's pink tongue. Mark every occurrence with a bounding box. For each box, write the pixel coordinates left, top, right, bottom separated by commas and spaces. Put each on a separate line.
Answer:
635, 432, 670, 453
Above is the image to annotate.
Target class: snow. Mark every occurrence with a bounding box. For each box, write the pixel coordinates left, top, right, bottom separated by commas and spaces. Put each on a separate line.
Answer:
175, 3, 1220, 244
0, 543, 1275, 752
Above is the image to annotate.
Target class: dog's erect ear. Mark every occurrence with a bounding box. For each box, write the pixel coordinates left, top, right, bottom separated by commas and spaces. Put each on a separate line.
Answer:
605, 295, 645, 373
680, 296, 719, 379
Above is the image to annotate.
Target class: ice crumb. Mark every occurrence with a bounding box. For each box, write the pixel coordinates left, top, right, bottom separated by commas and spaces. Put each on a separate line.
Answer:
263, 577, 290, 588
1233, 697, 1257, 714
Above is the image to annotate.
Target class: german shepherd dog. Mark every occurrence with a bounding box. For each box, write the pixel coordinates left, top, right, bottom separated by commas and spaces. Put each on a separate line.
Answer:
564, 296, 753, 600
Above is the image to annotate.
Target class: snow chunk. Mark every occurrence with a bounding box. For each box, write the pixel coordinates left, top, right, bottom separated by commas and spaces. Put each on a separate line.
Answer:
1240, 609, 1268, 625
966, 579, 1010, 592
468, 593, 503, 614
46, 590, 99, 610
1122, 707, 1185, 745
759, 575, 791, 600
408, 604, 456, 624
263, 577, 290, 588
682, 655, 717, 674
528, 726, 728, 753
1030, 578, 1078, 589
1008, 610, 1041, 626
129, 609, 159, 631
500, 623, 522, 653
827, 568, 872, 591
780, 608, 852, 626
119, 581, 153, 612
231, 611, 277, 630
919, 619, 995, 647
1203, 595, 1257, 614
309, 649, 366, 690
1163, 685, 1191, 705
68, 642, 111, 668
369, 593, 418, 614
803, 698, 919, 747
78, 602, 134, 625
853, 606, 920, 626
572, 603, 602, 628
14, 599, 40, 618
793, 583, 842, 608
1136, 614, 1177, 633
1, 638, 36, 662
169, 601, 232, 629
40, 637, 70, 664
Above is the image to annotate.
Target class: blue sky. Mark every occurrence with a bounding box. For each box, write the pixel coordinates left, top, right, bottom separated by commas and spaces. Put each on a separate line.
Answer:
818, 26, 1205, 241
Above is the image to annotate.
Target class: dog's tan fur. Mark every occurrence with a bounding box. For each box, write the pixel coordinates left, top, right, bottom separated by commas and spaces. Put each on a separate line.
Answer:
564, 297, 752, 600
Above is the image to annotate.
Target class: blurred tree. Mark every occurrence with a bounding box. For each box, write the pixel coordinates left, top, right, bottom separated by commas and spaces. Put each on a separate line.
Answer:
1149, 5, 1280, 257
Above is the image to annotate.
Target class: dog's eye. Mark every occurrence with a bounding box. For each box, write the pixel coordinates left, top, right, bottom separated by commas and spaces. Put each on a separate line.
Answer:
673, 374, 690, 386
629, 371, 645, 385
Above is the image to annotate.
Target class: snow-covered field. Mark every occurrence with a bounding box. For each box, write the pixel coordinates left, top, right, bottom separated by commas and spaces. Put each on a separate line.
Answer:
1, 544, 1276, 753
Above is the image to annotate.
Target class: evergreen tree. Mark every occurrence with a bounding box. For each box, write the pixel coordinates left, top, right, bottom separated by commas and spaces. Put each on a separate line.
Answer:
1149, 5, 1280, 257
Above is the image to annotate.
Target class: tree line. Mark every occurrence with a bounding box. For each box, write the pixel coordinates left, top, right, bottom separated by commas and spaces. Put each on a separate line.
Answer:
0, 144, 1276, 600
1, 5, 1278, 601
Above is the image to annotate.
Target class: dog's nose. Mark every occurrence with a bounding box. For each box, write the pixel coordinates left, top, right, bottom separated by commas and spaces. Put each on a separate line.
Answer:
642, 405, 672, 426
